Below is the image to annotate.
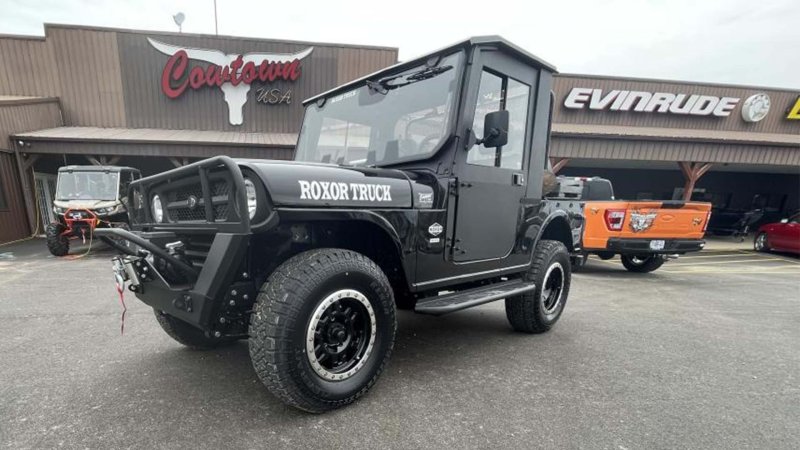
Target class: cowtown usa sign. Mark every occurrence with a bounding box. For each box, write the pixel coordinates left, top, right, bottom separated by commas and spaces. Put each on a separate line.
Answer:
148, 38, 313, 125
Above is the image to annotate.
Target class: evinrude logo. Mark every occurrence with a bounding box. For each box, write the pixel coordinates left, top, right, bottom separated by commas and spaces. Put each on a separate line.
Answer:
298, 180, 392, 202
741, 93, 771, 122
630, 210, 657, 233
564, 88, 740, 117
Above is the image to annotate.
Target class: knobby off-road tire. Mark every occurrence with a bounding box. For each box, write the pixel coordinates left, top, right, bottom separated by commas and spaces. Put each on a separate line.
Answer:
45, 223, 69, 256
249, 248, 396, 413
154, 310, 234, 350
505, 239, 571, 333
620, 254, 665, 273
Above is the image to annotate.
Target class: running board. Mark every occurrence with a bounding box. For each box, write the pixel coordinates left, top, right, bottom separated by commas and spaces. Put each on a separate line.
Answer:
414, 279, 536, 316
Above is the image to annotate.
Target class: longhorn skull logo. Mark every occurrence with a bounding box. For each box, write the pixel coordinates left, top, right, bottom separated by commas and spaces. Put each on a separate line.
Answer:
629, 210, 658, 233
148, 38, 313, 125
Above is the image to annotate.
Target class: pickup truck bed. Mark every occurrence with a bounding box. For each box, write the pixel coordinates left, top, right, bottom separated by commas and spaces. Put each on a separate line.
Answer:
551, 176, 712, 273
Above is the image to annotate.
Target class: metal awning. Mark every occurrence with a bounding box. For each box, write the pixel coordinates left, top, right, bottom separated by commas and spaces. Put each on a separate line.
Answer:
552, 123, 800, 147
13, 126, 298, 147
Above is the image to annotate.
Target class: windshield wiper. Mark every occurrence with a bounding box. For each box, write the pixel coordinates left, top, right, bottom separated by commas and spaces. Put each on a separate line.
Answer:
367, 65, 453, 94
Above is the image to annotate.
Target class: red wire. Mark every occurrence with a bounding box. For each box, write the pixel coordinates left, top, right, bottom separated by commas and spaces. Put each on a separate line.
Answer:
116, 281, 127, 335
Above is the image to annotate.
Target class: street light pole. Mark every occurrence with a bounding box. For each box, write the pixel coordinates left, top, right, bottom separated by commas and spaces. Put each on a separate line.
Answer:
214, 0, 219, 35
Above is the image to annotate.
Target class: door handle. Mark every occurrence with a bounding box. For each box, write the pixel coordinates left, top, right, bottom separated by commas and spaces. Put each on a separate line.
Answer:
512, 173, 525, 186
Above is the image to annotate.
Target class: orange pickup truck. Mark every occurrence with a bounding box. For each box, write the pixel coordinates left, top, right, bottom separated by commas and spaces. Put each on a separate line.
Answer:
554, 177, 712, 273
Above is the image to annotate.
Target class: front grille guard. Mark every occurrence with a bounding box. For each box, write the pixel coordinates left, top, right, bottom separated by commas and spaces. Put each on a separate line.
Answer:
127, 156, 250, 234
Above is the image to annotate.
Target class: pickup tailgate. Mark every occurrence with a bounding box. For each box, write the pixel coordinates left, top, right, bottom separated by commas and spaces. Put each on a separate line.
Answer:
583, 200, 712, 250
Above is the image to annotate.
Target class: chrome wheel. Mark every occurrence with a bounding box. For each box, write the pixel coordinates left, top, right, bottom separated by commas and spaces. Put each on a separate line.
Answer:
306, 289, 376, 382
541, 262, 565, 315
754, 233, 767, 252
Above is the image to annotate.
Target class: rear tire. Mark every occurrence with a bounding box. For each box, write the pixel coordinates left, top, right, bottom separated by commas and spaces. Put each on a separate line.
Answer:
505, 240, 571, 333
154, 310, 234, 350
596, 251, 615, 260
248, 248, 396, 413
45, 223, 69, 256
754, 232, 769, 253
620, 254, 665, 273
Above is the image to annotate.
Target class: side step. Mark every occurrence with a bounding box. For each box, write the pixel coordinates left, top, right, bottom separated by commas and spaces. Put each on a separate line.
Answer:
414, 279, 536, 316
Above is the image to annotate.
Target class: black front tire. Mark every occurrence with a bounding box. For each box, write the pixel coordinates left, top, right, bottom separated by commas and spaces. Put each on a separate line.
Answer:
248, 248, 396, 413
505, 240, 571, 333
154, 310, 234, 350
45, 223, 69, 256
620, 254, 665, 273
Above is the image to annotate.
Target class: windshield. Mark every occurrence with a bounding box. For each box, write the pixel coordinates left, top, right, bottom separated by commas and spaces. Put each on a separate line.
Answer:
295, 51, 463, 166
55, 171, 119, 201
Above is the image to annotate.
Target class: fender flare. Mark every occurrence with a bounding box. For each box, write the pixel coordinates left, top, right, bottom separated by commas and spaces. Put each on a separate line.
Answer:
525, 209, 575, 255
273, 208, 407, 259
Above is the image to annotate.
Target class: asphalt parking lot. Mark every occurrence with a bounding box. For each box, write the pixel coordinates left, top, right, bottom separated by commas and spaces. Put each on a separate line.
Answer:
1, 239, 798, 449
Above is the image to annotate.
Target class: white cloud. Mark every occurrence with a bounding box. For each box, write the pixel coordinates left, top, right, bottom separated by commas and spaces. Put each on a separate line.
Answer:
0, 0, 797, 88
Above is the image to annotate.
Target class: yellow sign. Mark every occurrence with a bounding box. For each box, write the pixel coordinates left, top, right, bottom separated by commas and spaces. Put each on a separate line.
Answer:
788, 96, 800, 120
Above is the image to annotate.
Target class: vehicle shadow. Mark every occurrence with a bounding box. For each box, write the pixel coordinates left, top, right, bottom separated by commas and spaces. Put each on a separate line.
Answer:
90, 307, 547, 423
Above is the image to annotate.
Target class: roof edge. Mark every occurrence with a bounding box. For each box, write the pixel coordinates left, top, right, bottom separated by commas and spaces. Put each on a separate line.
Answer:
39, 23, 398, 52
556, 72, 800, 94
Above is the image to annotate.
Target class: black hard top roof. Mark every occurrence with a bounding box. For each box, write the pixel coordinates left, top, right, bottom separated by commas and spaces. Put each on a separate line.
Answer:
303, 36, 557, 105
58, 165, 140, 172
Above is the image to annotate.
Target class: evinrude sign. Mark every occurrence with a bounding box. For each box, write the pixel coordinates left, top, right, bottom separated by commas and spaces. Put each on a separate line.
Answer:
148, 38, 313, 125
564, 88, 741, 117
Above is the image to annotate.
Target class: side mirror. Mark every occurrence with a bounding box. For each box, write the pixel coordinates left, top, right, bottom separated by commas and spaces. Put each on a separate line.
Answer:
780, 218, 789, 224
477, 110, 509, 148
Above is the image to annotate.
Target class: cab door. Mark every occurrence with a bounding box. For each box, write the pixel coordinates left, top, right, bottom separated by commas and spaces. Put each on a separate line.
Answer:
452, 49, 538, 262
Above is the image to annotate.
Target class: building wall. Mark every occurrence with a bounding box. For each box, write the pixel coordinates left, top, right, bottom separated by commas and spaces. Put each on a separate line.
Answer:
0, 98, 63, 243
0, 99, 63, 148
0, 35, 60, 97
48, 27, 127, 127
0, 25, 398, 133
0, 151, 30, 243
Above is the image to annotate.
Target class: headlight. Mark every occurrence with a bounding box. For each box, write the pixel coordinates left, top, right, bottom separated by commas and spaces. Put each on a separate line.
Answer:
95, 206, 115, 215
53, 206, 67, 215
151, 194, 164, 222
244, 178, 257, 220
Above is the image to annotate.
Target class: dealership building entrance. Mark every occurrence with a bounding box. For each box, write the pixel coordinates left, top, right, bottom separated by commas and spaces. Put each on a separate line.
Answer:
549, 74, 799, 223
0, 24, 798, 243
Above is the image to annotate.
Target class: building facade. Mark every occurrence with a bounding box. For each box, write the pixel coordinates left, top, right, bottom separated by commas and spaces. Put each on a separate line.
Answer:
0, 24, 798, 243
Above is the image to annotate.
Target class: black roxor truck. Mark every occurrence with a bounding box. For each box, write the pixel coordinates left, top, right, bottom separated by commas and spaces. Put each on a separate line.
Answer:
97, 36, 583, 413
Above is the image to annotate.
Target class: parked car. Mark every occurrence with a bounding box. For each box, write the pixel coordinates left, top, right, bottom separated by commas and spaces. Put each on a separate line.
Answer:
754, 212, 800, 255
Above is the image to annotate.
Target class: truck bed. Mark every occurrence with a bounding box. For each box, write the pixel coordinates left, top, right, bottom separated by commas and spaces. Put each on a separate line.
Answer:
582, 200, 712, 253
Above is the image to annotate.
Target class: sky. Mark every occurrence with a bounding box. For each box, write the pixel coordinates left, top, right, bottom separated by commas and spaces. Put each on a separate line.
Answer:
1, 0, 798, 89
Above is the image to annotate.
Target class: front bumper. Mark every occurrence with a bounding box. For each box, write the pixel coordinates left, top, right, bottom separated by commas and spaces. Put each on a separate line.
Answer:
96, 227, 251, 331
605, 238, 705, 254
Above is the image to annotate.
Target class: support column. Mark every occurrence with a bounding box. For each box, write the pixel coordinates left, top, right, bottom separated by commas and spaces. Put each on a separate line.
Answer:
678, 161, 712, 202
549, 157, 570, 174
169, 157, 190, 168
